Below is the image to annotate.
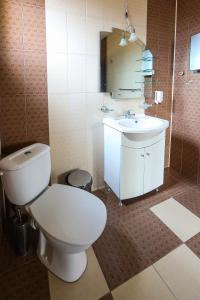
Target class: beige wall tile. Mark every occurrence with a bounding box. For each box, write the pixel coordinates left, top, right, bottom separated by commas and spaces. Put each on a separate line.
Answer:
66, 0, 86, 17
86, 55, 100, 92
85, 18, 102, 55
102, 0, 124, 23
67, 54, 86, 93
86, 0, 103, 19
67, 15, 86, 54
50, 130, 88, 182
46, 0, 147, 186
48, 94, 87, 135
47, 53, 68, 94
45, 6, 67, 53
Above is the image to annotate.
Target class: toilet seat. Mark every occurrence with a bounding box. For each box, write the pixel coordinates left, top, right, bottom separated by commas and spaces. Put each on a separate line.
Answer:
29, 184, 107, 246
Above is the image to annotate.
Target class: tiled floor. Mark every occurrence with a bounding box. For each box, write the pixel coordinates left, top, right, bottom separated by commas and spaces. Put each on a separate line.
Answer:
48, 247, 109, 300
0, 228, 50, 300
151, 198, 200, 242
1, 168, 200, 299
112, 266, 175, 300
154, 245, 200, 300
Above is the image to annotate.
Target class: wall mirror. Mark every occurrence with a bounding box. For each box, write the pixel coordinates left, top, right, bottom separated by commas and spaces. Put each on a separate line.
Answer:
100, 28, 154, 99
190, 32, 200, 71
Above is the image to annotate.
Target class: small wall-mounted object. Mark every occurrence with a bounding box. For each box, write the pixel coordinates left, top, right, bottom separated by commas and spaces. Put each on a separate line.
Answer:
140, 102, 153, 110
178, 71, 184, 76
154, 91, 163, 104
178, 71, 193, 85
111, 88, 142, 99
140, 50, 155, 76
190, 33, 200, 71
100, 105, 114, 113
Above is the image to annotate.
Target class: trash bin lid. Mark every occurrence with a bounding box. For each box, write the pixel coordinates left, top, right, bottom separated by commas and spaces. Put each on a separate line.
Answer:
68, 170, 92, 188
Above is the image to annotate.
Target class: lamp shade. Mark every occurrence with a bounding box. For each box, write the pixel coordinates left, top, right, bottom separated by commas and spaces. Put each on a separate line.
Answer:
119, 37, 127, 47
128, 32, 137, 42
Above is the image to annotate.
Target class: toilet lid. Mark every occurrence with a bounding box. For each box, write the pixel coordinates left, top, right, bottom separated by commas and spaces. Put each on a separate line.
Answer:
29, 184, 107, 245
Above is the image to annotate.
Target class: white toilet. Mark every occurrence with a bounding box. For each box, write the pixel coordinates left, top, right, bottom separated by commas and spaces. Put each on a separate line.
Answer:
0, 143, 107, 282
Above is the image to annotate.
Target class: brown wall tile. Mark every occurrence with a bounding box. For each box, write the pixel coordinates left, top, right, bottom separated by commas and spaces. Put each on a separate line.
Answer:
0, 49, 25, 95
146, 0, 176, 168
22, 5, 46, 51
24, 51, 47, 94
0, 1, 23, 50
171, 0, 200, 184
170, 135, 183, 173
0, 0, 49, 155
1, 95, 26, 138
26, 94, 49, 138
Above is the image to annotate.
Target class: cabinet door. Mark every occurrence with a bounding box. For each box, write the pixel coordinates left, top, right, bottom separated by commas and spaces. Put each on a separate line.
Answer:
120, 146, 145, 200
143, 138, 165, 194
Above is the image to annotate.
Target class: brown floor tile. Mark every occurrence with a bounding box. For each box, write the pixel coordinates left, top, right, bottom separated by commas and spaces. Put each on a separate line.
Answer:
0, 235, 35, 276
0, 258, 50, 300
99, 293, 114, 300
93, 168, 193, 290
186, 233, 200, 258
174, 188, 200, 218
93, 194, 181, 289
0, 229, 49, 299
94, 168, 193, 225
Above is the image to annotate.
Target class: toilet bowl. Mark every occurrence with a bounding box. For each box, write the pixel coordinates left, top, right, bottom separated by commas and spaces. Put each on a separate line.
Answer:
0, 144, 107, 282
27, 183, 107, 282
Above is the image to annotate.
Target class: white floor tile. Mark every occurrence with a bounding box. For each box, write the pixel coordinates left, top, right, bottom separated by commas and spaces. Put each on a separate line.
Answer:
112, 266, 175, 300
154, 244, 200, 300
48, 247, 109, 300
150, 198, 200, 242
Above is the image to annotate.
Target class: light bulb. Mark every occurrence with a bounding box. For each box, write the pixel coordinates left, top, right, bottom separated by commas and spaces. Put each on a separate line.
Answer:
128, 32, 137, 42
119, 37, 128, 47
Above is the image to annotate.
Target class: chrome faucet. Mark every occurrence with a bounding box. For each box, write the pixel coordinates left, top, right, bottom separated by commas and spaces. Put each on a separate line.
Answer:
124, 110, 136, 119
100, 105, 114, 113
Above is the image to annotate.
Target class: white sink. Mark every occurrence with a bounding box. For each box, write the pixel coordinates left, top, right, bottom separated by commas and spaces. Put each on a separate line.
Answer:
103, 115, 169, 135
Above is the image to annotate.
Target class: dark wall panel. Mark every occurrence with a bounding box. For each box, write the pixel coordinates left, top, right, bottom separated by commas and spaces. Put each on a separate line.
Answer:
0, 0, 49, 155
146, 0, 176, 167
171, 0, 200, 183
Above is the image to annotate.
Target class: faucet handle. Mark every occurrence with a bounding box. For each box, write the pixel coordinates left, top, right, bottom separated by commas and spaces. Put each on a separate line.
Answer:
140, 102, 153, 110
124, 110, 135, 118
100, 105, 114, 113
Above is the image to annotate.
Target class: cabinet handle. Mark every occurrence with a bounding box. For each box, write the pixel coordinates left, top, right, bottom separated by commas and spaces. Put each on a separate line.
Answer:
140, 154, 144, 157
146, 153, 150, 156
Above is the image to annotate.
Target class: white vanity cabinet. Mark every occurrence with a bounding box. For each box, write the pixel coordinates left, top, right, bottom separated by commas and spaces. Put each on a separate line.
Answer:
104, 124, 166, 201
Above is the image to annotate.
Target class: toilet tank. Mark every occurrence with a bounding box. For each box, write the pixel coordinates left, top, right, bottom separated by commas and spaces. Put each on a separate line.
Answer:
0, 143, 51, 206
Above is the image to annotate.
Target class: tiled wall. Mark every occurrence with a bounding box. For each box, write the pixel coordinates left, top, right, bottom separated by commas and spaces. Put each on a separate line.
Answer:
0, 0, 49, 155
171, 0, 200, 183
145, 0, 176, 167
46, 0, 147, 188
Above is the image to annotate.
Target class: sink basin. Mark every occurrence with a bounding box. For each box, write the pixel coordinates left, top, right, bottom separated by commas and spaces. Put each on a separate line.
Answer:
103, 115, 169, 135
118, 117, 165, 130
118, 119, 139, 128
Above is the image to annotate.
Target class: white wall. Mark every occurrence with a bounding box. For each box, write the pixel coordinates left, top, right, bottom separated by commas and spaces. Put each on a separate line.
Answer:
45, 0, 147, 189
